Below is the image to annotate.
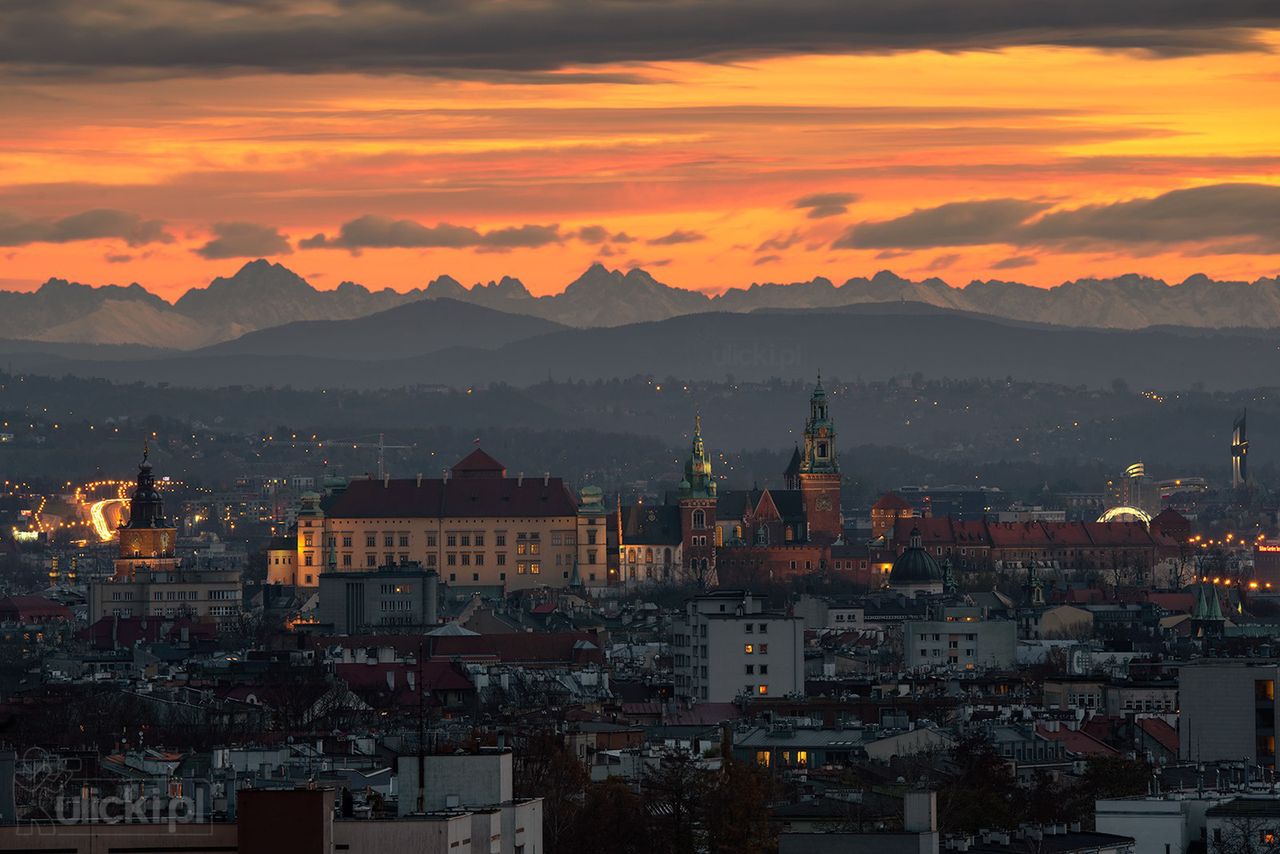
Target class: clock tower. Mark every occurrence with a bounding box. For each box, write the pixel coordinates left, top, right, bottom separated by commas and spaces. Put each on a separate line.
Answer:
798, 375, 842, 544
114, 445, 179, 579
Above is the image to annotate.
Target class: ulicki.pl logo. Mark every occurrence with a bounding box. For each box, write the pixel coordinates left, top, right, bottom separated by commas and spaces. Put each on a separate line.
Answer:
16, 746, 206, 836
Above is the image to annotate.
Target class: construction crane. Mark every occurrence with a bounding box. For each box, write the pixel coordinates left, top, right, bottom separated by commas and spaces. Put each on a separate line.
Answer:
263, 432, 413, 480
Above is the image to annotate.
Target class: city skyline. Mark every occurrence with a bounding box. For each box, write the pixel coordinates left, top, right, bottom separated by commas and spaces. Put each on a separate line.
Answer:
2, 3, 1280, 298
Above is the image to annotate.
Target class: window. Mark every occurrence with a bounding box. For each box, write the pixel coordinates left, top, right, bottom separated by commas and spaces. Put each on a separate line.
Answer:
758, 685, 768, 696
427, 534, 437, 547
530, 562, 541, 574
475, 554, 485, 566
447, 533, 457, 547
366, 555, 377, 567
745, 623, 754, 634
744, 644, 754, 654
745, 665, 755, 674
342, 554, 352, 567
461, 533, 471, 547
399, 534, 409, 547
759, 623, 768, 633
692, 509, 706, 529
759, 665, 768, 675
365, 535, 376, 548
447, 554, 456, 566
303, 533, 314, 547
474, 533, 485, 547
461, 553, 471, 566
304, 554, 313, 566
760, 644, 768, 654
384, 534, 394, 548
587, 529, 598, 545
517, 562, 526, 575
342, 536, 352, 548
472, 573, 479, 582
755, 751, 770, 767
496, 533, 506, 547
517, 542, 527, 556
497, 553, 506, 566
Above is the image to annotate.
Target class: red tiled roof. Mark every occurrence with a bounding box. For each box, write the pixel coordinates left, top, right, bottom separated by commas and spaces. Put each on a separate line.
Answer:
81, 616, 216, 649
430, 631, 603, 665
1037, 725, 1118, 757
1138, 718, 1178, 754
452, 448, 507, 477
1145, 592, 1195, 613
0, 595, 72, 622
874, 492, 913, 511
325, 467, 578, 519
337, 661, 473, 694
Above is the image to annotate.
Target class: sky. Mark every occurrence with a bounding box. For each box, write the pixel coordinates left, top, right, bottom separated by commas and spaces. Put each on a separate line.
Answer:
2, 1, 1280, 300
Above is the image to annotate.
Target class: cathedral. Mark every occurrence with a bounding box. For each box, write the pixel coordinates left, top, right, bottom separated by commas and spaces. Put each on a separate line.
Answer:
616, 378, 843, 587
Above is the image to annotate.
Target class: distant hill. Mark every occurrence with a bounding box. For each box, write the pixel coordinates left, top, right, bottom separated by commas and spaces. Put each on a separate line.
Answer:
7, 301, 1280, 392
198, 297, 566, 360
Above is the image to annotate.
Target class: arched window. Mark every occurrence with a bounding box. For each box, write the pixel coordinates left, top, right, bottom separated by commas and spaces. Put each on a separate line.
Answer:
785, 526, 794, 542
645, 547, 654, 564
627, 548, 636, 564
692, 509, 706, 529
715, 527, 724, 547
755, 524, 769, 545
733, 524, 743, 541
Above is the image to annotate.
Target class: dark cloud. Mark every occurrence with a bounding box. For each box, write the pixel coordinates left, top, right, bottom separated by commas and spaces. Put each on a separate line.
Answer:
299, 215, 563, 254
834, 199, 1049, 249
193, 221, 292, 259
104, 252, 133, 263
991, 254, 1038, 269
647, 229, 705, 246
1019, 183, 1280, 250
875, 249, 912, 259
924, 253, 961, 271
753, 254, 782, 266
1, 1, 1275, 80
835, 184, 1280, 254
0, 208, 171, 247
792, 192, 860, 219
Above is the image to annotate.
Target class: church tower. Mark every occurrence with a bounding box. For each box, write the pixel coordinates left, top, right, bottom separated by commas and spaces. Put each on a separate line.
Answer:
678, 414, 717, 588
115, 444, 179, 580
798, 375, 842, 544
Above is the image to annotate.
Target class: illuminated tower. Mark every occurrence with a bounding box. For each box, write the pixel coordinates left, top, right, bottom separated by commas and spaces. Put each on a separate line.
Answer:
798, 375, 842, 544
678, 414, 717, 588
114, 444, 178, 579
1232, 410, 1248, 491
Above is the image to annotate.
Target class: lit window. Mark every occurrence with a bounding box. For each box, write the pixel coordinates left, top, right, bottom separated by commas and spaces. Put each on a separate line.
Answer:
755, 751, 770, 767
744, 644, 754, 654
758, 685, 768, 696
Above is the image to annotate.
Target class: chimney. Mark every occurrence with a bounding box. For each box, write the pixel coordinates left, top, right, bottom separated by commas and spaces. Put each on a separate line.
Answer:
903, 791, 937, 833
383, 474, 390, 488
443, 468, 450, 483
406, 670, 416, 691
543, 472, 550, 486
385, 670, 395, 690
518, 473, 524, 487
417, 473, 423, 487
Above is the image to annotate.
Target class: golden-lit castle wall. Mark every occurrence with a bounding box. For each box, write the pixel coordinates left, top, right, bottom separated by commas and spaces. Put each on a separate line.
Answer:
119, 527, 175, 560
296, 514, 582, 589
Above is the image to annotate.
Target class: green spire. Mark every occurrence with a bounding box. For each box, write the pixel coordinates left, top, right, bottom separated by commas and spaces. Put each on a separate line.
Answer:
681, 412, 716, 498
800, 374, 838, 475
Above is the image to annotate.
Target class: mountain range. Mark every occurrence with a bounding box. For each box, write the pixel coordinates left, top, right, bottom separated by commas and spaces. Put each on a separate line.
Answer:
3, 259, 1280, 351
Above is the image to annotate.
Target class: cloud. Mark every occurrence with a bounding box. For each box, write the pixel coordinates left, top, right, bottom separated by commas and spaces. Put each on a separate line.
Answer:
299, 215, 563, 254
0, 208, 171, 248
193, 221, 292, 259
923, 253, 961, 271
875, 249, 912, 259
792, 192, 860, 219
991, 254, 1038, 270
753, 254, 781, 266
835, 184, 1280, 255
104, 252, 133, 263
647, 229, 705, 246
1019, 183, 1280, 250
1, 1, 1274, 81
756, 229, 804, 252
574, 225, 633, 245
834, 199, 1050, 249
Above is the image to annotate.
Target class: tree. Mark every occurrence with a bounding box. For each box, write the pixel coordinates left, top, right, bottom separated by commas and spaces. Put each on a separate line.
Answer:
1211, 816, 1280, 854
643, 753, 709, 854
937, 734, 1020, 833
514, 733, 589, 854
566, 777, 648, 854
703, 758, 775, 854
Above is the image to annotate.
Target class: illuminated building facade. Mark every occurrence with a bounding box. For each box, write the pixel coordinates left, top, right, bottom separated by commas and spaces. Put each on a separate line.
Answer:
89, 449, 242, 624
269, 448, 608, 591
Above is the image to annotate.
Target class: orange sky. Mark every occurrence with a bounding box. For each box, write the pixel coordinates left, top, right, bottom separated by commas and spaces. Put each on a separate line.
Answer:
2, 38, 1280, 299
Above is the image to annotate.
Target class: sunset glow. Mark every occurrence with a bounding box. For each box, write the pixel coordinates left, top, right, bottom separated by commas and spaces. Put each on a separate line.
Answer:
2, 11, 1279, 298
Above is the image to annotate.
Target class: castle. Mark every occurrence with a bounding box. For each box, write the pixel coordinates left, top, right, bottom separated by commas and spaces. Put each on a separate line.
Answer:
616, 378, 843, 587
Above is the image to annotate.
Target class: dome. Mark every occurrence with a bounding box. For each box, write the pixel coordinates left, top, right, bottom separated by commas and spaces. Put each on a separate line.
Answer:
889, 527, 942, 586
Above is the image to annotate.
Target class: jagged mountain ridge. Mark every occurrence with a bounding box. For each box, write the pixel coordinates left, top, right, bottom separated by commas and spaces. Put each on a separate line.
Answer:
5, 259, 1280, 350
